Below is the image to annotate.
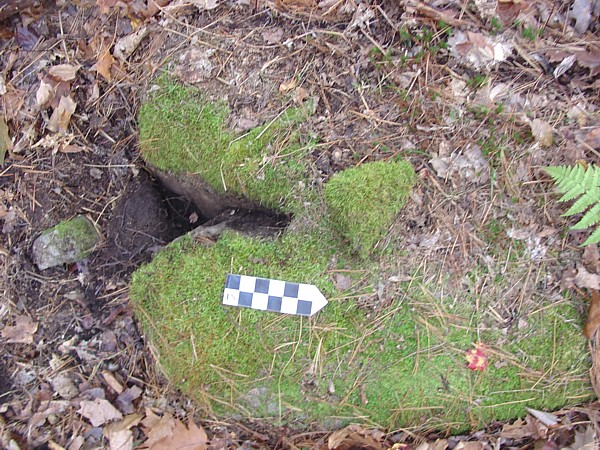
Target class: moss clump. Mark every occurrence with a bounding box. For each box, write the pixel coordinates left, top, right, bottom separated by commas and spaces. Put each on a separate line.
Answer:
33, 215, 100, 270
130, 232, 592, 429
138, 78, 314, 213
324, 161, 415, 257
131, 76, 592, 432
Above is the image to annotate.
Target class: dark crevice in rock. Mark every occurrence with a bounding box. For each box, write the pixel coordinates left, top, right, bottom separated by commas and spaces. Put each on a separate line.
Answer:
98, 168, 291, 277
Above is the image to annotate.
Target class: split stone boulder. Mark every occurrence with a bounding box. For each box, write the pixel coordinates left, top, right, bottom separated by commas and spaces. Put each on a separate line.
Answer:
32, 215, 100, 270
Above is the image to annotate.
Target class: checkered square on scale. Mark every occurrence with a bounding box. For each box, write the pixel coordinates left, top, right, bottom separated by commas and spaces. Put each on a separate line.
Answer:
222, 274, 323, 317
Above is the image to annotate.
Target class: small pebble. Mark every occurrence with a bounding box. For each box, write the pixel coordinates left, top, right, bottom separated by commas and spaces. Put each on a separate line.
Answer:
51, 372, 80, 400
90, 168, 103, 180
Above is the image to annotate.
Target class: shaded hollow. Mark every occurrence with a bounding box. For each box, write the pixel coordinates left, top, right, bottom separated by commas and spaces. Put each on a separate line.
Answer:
101, 169, 291, 274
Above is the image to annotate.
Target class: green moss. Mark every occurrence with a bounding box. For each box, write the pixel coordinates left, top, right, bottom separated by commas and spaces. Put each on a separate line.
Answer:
138, 77, 314, 213
130, 228, 592, 430
131, 76, 592, 432
48, 215, 99, 260
324, 161, 415, 257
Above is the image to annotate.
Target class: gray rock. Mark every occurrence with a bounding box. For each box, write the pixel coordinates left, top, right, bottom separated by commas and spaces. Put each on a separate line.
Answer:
51, 373, 79, 400
32, 216, 100, 270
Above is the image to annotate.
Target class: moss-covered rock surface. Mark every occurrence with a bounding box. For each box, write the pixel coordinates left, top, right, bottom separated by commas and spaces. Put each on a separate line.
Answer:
131, 78, 592, 431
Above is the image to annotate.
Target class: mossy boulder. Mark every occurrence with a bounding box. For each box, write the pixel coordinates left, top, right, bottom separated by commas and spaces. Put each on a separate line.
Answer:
130, 230, 591, 429
324, 161, 415, 257
32, 215, 100, 270
139, 78, 315, 216
131, 77, 592, 431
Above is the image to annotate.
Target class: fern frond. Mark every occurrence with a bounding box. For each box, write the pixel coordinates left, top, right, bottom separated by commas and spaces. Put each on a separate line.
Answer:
545, 165, 587, 201
564, 189, 600, 216
583, 226, 600, 246
545, 164, 600, 246
573, 202, 600, 229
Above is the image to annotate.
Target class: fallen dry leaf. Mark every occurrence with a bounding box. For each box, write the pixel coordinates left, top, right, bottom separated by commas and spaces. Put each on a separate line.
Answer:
144, 0, 172, 17
104, 414, 143, 450
48, 64, 80, 82
583, 127, 600, 149
454, 442, 484, 450
0, 115, 12, 164
47, 95, 77, 133
78, 398, 123, 427
590, 328, 600, 397
496, 0, 533, 24
28, 400, 70, 430
525, 407, 559, 427
575, 265, 600, 290
575, 49, 600, 76
327, 424, 386, 450
60, 144, 86, 154
500, 418, 530, 439
35, 79, 54, 108
279, 78, 298, 93
95, 49, 115, 81
113, 27, 150, 62
116, 385, 143, 414
448, 30, 512, 69
143, 413, 208, 450
564, 425, 596, 450
567, 0, 594, 33
2, 315, 38, 344
102, 370, 124, 394
531, 119, 554, 147
334, 273, 351, 291
97, 0, 119, 14
262, 28, 284, 44
584, 290, 600, 339
465, 343, 489, 371
189, 0, 220, 10
1, 87, 25, 120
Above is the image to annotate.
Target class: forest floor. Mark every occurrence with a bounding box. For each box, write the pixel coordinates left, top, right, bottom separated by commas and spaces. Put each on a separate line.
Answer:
1, 0, 600, 449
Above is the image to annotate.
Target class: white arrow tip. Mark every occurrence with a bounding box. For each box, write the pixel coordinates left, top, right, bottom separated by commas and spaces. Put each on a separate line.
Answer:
302, 284, 327, 316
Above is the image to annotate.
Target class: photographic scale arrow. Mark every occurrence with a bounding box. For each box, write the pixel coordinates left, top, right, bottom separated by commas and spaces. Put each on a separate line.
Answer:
222, 274, 328, 317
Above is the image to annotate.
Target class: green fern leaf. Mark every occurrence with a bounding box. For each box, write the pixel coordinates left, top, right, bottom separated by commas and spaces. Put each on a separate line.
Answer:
564, 189, 600, 216
573, 202, 600, 229
583, 226, 600, 246
545, 164, 600, 246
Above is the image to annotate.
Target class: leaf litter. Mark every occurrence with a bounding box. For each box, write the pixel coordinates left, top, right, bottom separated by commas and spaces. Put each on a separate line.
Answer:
0, 0, 600, 449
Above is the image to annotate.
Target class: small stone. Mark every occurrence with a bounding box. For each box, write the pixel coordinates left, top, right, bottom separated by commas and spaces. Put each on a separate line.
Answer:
51, 373, 80, 400
89, 168, 102, 180
32, 216, 100, 270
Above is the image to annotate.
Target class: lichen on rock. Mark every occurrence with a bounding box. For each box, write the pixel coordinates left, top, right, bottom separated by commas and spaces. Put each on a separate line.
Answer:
32, 215, 99, 270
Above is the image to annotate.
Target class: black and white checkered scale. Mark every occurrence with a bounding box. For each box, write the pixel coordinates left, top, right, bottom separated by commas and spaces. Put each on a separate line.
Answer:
222, 274, 327, 317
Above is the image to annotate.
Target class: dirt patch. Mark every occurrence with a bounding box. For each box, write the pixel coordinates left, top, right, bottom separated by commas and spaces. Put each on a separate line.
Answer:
102, 170, 200, 271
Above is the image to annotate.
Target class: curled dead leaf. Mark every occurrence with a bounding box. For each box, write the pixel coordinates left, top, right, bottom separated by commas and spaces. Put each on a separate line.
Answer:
0, 116, 12, 164
1, 315, 38, 344
328, 424, 386, 450
530, 119, 553, 147
78, 398, 123, 427
584, 290, 600, 339
590, 324, 600, 397
142, 411, 208, 450
575, 266, 600, 290
36, 79, 55, 108
279, 78, 298, 93
583, 127, 600, 150
47, 95, 77, 133
48, 64, 80, 82
95, 49, 115, 81
113, 27, 150, 62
